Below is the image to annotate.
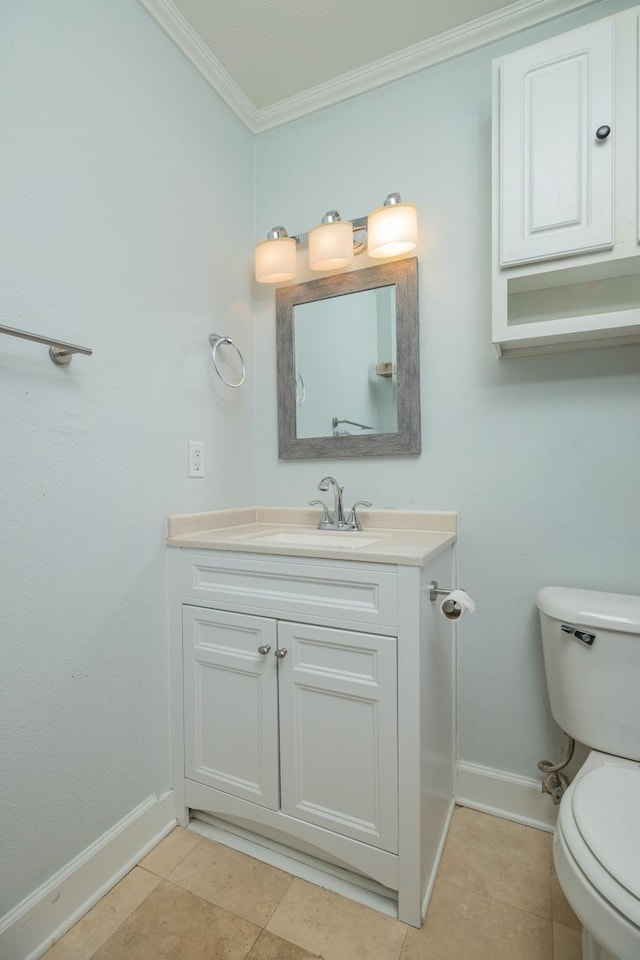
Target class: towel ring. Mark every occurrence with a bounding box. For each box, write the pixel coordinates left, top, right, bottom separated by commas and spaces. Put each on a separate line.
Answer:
209, 334, 246, 388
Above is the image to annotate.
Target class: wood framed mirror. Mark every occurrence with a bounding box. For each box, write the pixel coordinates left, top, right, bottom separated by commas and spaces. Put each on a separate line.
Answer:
276, 258, 420, 459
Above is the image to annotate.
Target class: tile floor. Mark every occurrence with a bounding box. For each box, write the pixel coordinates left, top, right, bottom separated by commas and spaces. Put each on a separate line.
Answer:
42, 806, 581, 960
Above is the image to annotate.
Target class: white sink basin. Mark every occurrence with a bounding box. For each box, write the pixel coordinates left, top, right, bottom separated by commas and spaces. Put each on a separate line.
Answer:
245, 531, 380, 549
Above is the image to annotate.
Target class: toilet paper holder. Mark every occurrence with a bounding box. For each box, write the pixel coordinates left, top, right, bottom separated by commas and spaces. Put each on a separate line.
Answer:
428, 581, 476, 621
429, 580, 457, 602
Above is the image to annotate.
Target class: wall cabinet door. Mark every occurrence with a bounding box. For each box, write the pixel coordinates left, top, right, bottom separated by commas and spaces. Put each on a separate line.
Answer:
499, 17, 614, 266
183, 606, 279, 809
277, 621, 398, 853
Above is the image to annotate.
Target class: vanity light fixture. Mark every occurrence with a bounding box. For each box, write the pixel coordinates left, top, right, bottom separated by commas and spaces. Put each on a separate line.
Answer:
308, 211, 354, 271
367, 193, 418, 259
255, 192, 417, 283
254, 226, 297, 283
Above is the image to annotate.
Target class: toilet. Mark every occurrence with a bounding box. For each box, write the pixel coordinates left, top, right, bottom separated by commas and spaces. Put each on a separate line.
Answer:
537, 586, 640, 960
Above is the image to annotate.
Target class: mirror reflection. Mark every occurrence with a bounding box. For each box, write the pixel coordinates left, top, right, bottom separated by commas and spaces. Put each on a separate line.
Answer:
294, 287, 398, 439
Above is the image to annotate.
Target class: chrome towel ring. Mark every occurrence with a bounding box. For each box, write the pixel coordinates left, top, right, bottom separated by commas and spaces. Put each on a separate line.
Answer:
209, 333, 246, 388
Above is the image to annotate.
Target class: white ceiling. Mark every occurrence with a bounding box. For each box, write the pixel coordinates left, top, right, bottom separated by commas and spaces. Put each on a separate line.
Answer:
138, 0, 598, 130
171, 0, 519, 108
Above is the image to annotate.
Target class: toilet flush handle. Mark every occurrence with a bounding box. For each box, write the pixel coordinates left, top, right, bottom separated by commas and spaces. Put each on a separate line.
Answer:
561, 623, 596, 646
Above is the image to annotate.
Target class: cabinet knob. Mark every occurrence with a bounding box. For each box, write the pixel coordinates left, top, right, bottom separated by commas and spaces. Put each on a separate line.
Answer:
258, 644, 271, 655
595, 124, 611, 140
274, 647, 288, 659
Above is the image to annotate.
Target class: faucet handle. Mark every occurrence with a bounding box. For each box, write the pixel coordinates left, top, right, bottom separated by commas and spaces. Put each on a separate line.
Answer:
346, 500, 372, 531
309, 499, 331, 529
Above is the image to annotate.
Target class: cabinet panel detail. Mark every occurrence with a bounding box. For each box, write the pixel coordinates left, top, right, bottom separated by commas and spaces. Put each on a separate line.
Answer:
278, 622, 398, 853
182, 552, 397, 628
527, 56, 585, 233
183, 607, 279, 809
500, 18, 614, 265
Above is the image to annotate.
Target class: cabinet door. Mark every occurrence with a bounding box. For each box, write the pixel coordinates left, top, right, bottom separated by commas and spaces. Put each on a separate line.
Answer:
183, 606, 279, 809
499, 18, 614, 266
277, 622, 398, 853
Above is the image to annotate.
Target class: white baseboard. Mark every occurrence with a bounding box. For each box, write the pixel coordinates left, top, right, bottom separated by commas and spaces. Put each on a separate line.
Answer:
0, 790, 176, 960
456, 761, 558, 832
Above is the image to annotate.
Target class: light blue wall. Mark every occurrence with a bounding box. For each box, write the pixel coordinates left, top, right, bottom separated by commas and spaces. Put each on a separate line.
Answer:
4, 0, 640, 929
254, 0, 640, 779
0, 0, 254, 916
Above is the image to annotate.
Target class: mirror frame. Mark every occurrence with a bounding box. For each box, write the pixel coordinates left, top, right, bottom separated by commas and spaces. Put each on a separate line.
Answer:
276, 257, 420, 459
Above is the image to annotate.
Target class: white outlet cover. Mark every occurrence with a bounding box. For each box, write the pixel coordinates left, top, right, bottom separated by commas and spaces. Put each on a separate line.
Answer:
188, 441, 205, 477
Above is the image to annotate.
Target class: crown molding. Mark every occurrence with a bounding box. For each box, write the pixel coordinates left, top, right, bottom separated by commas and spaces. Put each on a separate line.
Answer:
253, 0, 599, 131
136, 0, 259, 130
138, 0, 599, 134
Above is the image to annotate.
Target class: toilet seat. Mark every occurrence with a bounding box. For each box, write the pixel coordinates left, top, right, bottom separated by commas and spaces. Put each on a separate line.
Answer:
572, 766, 640, 906
558, 762, 640, 931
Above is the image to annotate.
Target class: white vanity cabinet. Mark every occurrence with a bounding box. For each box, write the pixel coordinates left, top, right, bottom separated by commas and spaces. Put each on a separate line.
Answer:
492, 6, 640, 356
183, 607, 399, 852
169, 537, 457, 928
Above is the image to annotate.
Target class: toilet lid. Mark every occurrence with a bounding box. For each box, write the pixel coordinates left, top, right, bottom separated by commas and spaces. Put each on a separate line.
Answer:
571, 766, 640, 901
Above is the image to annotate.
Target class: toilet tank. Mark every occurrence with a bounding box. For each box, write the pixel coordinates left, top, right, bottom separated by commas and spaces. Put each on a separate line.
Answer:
537, 586, 640, 762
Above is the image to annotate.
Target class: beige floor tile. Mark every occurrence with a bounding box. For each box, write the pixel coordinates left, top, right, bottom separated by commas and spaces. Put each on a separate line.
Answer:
266, 877, 407, 960
551, 868, 581, 930
438, 806, 553, 919
42, 867, 161, 960
168, 837, 293, 927
246, 929, 323, 960
401, 879, 553, 960
91, 880, 260, 960
138, 826, 202, 878
553, 922, 582, 960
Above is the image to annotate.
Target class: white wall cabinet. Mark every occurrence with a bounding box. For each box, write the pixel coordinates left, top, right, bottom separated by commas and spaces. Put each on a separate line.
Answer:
499, 18, 614, 267
170, 544, 457, 927
492, 6, 640, 356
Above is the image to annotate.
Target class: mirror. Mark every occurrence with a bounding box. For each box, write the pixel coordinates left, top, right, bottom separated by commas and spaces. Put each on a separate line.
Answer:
276, 258, 420, 459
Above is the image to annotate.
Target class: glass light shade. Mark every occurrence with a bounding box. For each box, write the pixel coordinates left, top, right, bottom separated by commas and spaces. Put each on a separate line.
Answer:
255, 236, 297, 283
308, 220, 354, 271
367, 202, 418, 259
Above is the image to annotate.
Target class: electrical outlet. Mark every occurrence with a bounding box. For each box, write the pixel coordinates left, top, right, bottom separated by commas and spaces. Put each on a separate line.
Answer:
188, 441, 204, 478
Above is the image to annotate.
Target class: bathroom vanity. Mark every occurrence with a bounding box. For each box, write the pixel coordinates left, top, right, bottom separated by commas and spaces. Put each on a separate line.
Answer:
167, 507, 457, 926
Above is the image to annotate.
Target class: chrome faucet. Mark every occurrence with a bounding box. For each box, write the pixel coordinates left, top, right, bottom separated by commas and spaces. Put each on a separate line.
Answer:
310, 477, 372, 531
318, 476, 345, 527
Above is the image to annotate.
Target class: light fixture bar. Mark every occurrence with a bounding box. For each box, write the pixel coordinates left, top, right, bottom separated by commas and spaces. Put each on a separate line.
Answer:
255, 194, 416, 282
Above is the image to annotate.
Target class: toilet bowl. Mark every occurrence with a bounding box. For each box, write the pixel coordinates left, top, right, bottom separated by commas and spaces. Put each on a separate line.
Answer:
553, 752, 640, 960
537, 587, 640, 960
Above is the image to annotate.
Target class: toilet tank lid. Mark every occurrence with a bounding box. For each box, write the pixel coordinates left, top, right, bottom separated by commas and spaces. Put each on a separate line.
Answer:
537, 586, 640, 634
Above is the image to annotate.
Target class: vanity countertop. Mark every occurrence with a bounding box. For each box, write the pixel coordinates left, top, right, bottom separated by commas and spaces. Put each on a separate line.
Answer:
167, 507, 456, 567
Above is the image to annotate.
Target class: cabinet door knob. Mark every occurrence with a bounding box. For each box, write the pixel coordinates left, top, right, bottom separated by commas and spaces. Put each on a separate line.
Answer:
258, 644, 271, 655
595, 124, 611, 140
274, 647, 288, 659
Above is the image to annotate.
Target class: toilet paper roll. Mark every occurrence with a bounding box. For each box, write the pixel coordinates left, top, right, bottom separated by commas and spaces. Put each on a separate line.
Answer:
441, 589, 476, 621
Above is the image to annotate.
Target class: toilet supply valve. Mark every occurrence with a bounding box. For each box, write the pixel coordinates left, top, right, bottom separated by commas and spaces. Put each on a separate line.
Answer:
538, 733, 575, 805
541, 770, 569, 805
